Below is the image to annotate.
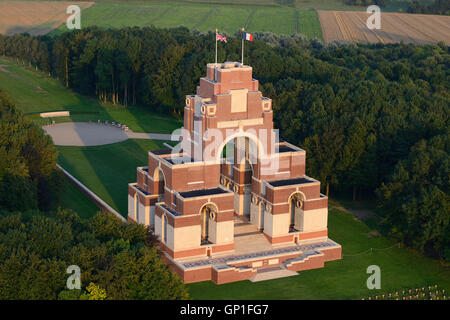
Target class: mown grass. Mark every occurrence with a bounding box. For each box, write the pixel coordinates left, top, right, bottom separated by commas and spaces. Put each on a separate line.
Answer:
187, 207, 450, 299
54, 178, 100, 219
0, 57, 182, 133
248, 7, 296, 34
56, 139, 170, 217
297, 10, 323, 39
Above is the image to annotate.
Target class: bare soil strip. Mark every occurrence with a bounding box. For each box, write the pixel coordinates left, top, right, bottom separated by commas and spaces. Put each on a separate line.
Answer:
0, 1, 94, 36
318, 10, 450, 45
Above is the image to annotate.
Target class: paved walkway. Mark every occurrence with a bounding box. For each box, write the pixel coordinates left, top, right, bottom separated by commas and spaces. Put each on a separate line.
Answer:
43, 122, 172, 146
180, 239, 339, 269
233, 217, 273, 255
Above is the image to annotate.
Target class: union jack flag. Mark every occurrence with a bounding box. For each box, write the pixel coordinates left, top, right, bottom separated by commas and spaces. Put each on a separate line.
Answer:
216, 31, 227, 43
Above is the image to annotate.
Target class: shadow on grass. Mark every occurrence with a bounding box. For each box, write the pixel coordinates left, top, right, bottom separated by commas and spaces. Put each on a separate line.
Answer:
57, 139, 171, 218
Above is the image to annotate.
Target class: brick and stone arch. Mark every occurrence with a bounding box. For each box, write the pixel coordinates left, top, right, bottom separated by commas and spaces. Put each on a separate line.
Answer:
127, 62, 341, 283
217, 133, 260, 218
153, 166, 165, 199
162, 213, 168, 244
215, 130, 263, 164
288, 191, 306, 232
200, 203, 218, 245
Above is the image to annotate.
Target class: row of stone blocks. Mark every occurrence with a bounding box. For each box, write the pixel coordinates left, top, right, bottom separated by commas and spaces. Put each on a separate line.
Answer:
161, 245, 342, 284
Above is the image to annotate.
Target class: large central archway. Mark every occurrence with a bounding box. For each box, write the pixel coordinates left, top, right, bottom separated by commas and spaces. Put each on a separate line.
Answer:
215, 130, 263, 164
218, 134, 259, 222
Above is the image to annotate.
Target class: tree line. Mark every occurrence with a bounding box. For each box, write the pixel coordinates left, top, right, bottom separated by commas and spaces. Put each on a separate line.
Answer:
0, 87, 63, 212
0, 27, 448, 259
344, 0, 450, 14
345, 0, 390, 7
0, 209, 189, 299
407, 0, 450, 15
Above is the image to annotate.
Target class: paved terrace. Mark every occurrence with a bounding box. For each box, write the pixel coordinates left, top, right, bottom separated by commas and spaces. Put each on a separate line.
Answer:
43, 122, 172, 146
180, 217, 339, 270
181, 240, 339, 269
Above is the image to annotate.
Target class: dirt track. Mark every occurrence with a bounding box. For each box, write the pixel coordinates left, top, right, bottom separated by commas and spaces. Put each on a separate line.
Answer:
0, 1, 93, 35
318, 10, 450, 45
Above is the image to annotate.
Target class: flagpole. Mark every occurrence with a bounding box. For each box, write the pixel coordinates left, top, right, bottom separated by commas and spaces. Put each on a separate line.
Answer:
215, 28, 218, 64
241, 28, 244, 65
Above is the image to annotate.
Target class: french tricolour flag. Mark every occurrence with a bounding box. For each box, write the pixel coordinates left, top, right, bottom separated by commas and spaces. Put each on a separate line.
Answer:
242, 32, 253, 42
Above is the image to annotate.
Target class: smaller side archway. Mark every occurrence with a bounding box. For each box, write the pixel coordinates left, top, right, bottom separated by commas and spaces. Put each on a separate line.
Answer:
134, 194, 139, 222
153, 167, 165, 201
288, 191, 306, 233
199, 203, 218, 245
161, 214, 168, 244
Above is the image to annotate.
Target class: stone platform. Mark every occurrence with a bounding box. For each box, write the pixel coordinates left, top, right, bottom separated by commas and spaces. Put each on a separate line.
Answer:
160, 219, 342, 284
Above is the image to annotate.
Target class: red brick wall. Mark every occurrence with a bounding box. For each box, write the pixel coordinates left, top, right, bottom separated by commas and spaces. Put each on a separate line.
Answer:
213, 268, 256, 285
184, 267, 213, 283
304, 197, 328, 211
179, 193, 234, 216
267, 183, 321, 204
158, 245, 342, 284
285, 254, 325, 272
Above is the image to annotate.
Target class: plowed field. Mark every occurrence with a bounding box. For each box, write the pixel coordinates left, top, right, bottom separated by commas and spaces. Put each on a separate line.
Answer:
318, 10, 450, 45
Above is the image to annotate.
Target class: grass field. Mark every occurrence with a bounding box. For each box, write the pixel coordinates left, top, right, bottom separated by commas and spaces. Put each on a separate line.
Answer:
2, 0, 436, 42
0, 57, 182, 133
188, 206, 450, 299
52, 1, 325, 39
56, 139, 169, 216
54, 178, 100, 219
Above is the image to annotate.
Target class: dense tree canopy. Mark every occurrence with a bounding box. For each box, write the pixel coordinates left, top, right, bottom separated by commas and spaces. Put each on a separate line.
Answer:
0, 209, 189, 300
345, 0, 389, 7
407, 0, 450, 15
377, 134, 449, 258
0, 88, 63, 211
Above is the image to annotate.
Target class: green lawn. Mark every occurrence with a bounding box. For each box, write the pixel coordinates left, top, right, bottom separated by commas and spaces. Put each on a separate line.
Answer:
297, 10, 323, 39
53, 1, 324, 39
187, 207, 450, 299
0, 57, 182, 133
56, 139, 169, 217
54, 178, 101, 219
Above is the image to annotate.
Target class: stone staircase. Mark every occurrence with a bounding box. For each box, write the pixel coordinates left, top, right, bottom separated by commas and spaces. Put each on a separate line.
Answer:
250, 265, 298, 282
249, 250, 325, 282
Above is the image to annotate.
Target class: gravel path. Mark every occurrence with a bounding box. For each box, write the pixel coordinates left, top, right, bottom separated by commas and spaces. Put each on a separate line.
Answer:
43, 122, 172, 146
